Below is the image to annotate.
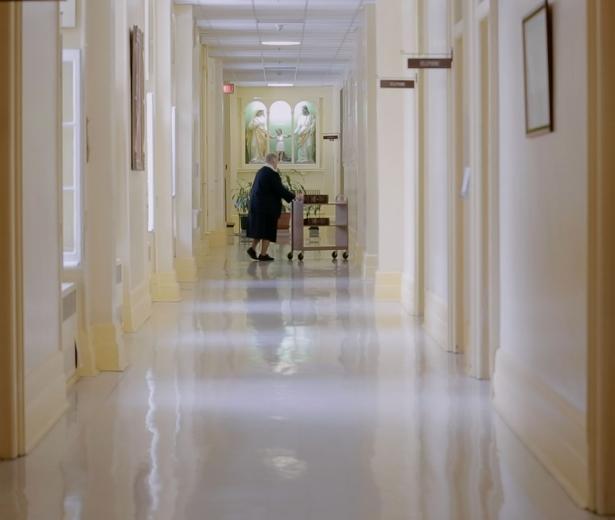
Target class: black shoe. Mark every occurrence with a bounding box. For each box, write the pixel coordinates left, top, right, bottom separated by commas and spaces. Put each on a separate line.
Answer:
247, 247, 257, 260
258, 254, 274, 262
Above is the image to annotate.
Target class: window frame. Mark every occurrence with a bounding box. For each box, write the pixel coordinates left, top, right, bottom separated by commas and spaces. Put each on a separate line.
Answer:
62, 49, 83, 268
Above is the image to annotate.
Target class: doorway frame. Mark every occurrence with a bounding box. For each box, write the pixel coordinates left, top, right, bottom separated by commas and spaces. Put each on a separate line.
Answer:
587, 0, 615, 513
0, 2, 25, 460
448, 0, 500, 379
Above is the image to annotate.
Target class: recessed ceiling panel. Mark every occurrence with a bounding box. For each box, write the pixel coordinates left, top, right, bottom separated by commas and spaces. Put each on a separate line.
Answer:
190, 0, 367, 86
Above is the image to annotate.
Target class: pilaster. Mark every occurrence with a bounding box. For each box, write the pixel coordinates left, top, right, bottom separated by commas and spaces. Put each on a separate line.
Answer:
152, 0, 181, 301
84, 0, 127, 370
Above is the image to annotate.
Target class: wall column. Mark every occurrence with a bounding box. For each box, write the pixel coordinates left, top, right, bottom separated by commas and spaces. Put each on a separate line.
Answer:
173, 5, 197, 282
362, 4, 379, 279
84, 0, 127, 370
374, 0, 419, 301
151, 0, 181, 300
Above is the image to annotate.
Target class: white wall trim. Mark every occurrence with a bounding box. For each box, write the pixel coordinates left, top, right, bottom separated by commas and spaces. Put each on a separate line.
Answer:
122, 279, 152, 333
493, 348, 589, 509
362, 252, 378, 280
401, 274, 419, 316
374, 271, 402, 301
24, 351, 68, 453
424, 290, 449, 349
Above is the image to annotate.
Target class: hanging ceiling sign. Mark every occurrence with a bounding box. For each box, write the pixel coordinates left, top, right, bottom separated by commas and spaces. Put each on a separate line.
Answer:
407, 57, 453, 69
380, 79, 415, 89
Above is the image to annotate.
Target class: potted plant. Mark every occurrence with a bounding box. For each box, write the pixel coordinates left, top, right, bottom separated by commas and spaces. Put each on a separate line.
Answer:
232, 180, 252, 233
279, 171, 305, 230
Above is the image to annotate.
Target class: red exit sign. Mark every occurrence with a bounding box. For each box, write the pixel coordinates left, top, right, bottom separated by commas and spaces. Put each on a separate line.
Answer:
223, 83, 235, 94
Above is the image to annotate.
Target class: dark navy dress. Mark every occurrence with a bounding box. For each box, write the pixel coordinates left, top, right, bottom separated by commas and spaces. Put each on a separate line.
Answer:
247, 166, 295, 243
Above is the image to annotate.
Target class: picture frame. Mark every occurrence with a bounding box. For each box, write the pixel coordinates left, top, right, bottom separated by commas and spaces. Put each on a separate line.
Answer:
522, 1, 553, 136
130, 26, 145, 170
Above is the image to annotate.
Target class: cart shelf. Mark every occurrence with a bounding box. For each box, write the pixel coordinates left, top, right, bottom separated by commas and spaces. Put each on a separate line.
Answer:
288, 197, 350, 262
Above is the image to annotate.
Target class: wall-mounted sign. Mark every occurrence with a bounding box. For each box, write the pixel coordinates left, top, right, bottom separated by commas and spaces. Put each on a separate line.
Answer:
407, 58, 453, 69
322, 134, 339, 141
223, 83, 235, 94
380, 79, 415, 89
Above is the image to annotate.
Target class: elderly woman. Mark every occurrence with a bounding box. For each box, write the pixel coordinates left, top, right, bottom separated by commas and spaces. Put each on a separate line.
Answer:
246, 153, 296, 261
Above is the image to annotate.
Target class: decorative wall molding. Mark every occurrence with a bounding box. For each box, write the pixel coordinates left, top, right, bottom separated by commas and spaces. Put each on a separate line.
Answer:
401, 274, 419, 316
25, 351, 68, 453
90, 323, 127, 372
374, 271, 402, 301
493, 348, 589, 508
175, 256, 198, 283
424, 290, 449, 349
362, 253, 378, 280
122, 280, 152, 333
150, 271, 181, 303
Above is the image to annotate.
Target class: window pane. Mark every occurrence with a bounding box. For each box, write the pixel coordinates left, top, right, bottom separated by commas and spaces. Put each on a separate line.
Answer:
63, 190, 75, 253
62, 61, 74, 123
63, 126, 75, 187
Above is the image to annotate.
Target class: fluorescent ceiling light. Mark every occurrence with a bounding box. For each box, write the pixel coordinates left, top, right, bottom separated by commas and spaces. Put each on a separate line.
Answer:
268, 83, 294, 87
261, 41, 301, 46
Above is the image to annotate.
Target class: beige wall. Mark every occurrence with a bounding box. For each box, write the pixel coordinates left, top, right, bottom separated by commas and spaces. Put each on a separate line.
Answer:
22, 2, 68, 451
493, 0, 590, 506
342, 5, 378, 272
423, 0, 449, 305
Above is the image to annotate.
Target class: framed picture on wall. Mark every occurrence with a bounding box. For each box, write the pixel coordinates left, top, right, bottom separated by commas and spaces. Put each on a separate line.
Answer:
522, 1, 553, 136
130, 26, 145, 170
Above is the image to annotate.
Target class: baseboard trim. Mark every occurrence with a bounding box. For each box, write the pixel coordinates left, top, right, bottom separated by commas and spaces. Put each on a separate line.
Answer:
150, 271, 181, 302
493, 348, 589, 508
374, 271, 402, 301
401, 274, 419, 316
424, 290, 449, 349
25, 351, 68, 453
205, 228, 229, 247
175, 256, 198, 283
122, 280, 152, 333
76, 326, 98, 377
363, 253, 378, 280
90, 323, 127, 372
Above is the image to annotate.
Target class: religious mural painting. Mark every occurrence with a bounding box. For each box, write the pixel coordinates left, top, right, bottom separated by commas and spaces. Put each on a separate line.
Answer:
245, 101, 269, 164
244, 99, 318, 166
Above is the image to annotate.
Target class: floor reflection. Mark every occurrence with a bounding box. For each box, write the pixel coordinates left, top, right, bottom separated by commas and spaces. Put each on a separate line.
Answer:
0, 238, 604, 520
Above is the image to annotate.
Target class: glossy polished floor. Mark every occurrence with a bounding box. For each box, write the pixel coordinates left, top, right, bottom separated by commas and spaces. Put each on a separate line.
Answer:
0, 237, 606, 520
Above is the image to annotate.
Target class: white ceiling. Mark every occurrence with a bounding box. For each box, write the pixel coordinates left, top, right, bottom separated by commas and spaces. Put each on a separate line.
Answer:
176, 0, 372, 86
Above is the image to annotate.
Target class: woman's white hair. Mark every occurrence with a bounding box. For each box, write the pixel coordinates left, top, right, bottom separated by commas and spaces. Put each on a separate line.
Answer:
265, 153, 278, 165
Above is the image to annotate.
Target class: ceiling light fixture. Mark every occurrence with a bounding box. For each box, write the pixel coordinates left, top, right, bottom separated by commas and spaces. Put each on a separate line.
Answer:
268, 83, 294, 87
261, 41, 301, 46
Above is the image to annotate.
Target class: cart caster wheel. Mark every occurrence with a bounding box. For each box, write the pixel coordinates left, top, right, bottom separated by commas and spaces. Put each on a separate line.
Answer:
287, 252, 293, 260
332, 251, 338, 259
343, 252, 349, 261
298, 253, 304, 262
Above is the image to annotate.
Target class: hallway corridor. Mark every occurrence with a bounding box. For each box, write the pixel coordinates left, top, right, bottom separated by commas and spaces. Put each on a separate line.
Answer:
0, 240, 602, 520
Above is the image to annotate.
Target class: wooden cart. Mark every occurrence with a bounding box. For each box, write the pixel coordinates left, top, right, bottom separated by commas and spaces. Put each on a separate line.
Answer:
287, 195, 349, 261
